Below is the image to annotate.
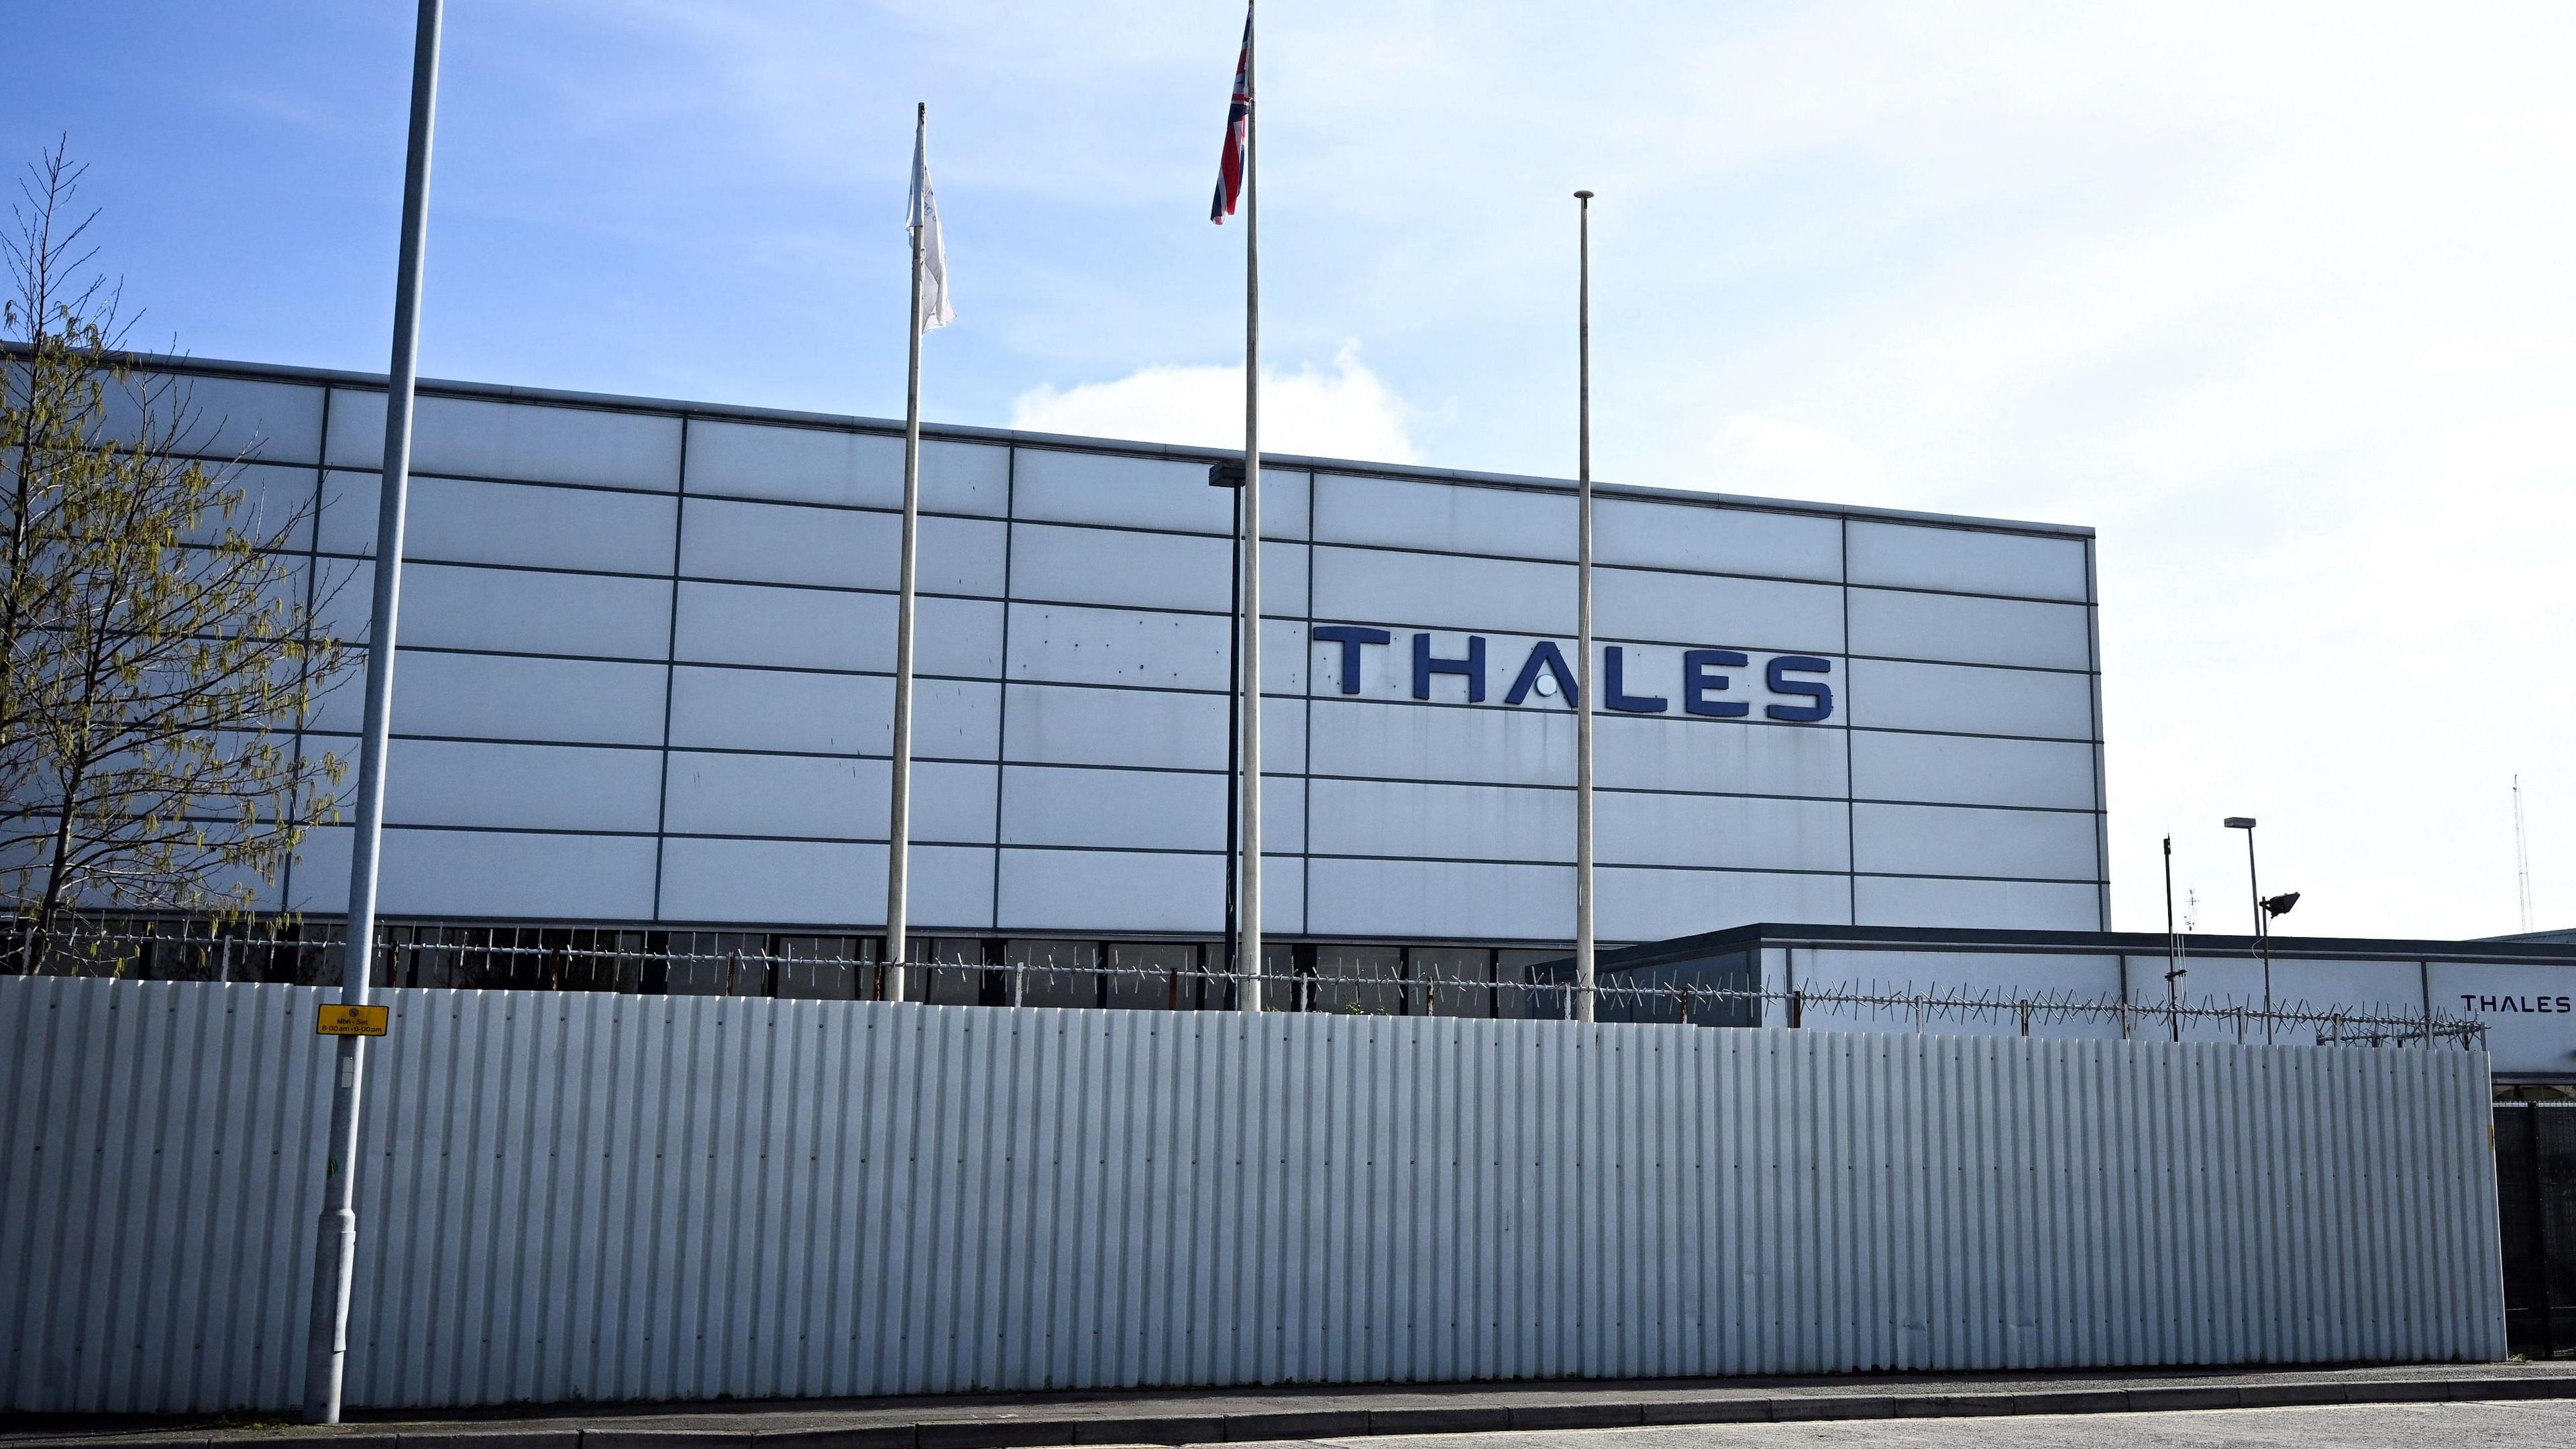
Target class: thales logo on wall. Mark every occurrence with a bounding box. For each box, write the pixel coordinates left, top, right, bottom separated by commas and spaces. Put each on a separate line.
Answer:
1311, 625, 1835, 722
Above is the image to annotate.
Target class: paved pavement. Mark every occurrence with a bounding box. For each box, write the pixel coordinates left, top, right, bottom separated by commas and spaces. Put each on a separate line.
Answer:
1232, 1400, 2576, 1446
6, 1363, 2575, 1448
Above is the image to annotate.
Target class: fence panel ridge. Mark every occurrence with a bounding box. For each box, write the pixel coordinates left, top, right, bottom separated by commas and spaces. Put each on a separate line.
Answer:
0, 976, 2510, 1413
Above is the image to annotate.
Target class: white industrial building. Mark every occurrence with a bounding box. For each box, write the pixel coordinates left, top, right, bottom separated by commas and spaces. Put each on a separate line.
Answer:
82, 355, 2573, 1084
151, 356, 2106, 937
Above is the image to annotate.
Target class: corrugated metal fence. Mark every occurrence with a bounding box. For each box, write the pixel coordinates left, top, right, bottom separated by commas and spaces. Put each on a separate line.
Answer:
0, 979, 2506, 1413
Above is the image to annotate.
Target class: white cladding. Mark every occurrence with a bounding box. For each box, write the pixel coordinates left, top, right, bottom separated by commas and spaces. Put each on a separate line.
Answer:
0, 979, 2507, 1412
162, 365, 2106, 942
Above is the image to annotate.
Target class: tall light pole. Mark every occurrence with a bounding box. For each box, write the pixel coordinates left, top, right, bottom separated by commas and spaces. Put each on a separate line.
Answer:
305, 0, 441, 1423
1572, 189, 1595, 1024
2223, 816, 2270, 1044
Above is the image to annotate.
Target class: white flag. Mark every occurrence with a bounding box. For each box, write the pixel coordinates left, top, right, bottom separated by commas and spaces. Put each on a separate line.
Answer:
908, 112, 955, 333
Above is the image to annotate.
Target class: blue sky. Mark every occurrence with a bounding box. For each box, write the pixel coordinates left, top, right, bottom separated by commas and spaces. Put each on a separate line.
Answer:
8, 1, 2574, 940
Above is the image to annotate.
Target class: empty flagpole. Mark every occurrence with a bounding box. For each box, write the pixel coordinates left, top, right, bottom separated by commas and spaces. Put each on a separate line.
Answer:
888, 101, 950, 1001
1574, 189, 1595, 1023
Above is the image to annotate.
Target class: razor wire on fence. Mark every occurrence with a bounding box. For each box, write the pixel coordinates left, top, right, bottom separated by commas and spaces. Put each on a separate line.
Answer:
0, 916, 2486, 1048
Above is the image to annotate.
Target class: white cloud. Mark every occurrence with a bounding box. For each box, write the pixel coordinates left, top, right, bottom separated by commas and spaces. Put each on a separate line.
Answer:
1009, 344, 1419, 464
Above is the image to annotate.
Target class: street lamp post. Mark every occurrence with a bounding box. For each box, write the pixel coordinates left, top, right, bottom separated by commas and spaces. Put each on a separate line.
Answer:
2222, 816, 2271, 1042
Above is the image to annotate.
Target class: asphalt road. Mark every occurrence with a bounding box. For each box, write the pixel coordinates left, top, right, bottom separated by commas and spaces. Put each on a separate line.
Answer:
1236, 1401, 2576, 1448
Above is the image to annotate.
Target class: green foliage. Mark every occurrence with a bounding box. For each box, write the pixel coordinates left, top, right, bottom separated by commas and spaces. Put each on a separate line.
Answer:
1, 143, 353, 941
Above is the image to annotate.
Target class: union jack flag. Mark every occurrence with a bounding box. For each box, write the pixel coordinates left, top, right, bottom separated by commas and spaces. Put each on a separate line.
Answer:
1210, 6, 1251, 223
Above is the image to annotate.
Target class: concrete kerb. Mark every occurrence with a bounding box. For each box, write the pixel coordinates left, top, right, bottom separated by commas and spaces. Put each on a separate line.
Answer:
11, 1375, 2576, 1449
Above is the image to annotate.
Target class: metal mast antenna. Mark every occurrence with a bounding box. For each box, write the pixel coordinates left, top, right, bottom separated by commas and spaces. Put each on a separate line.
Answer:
2514, 775, 2534, 934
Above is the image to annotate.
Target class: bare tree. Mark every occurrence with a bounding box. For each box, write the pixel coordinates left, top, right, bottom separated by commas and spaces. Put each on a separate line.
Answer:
1, 142, 352, 955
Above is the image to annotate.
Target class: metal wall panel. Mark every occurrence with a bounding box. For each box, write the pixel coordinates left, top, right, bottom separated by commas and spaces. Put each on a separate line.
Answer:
1849, 731, 2098, 810
1313, 777, 1846, 876
996, 847, 1303, 934
681, 422, 1007, 516
188, 463, 319, 551
306, 651, 669, 745
663, 755, 996, 845
1003, 682, 1230, 771
392, 564, 672, 661
1595, 497, 1845, 582
1310, 780, 1572, 863
381, 740, 664, 833
328, 392, 682, 491
1010, 528, 1310, 619
1597, 714, 1849, 798
1006, 603, 1230, 690
1313, 474, 1572, 559
1308, 857, 1572, 940
1000, 765, 1227, 852
1847, 588, 2093, 671
1012, 449, 1228, 533
1012, 450, 1309, 539
666, 669, 999, 760
1010, 523, 1233, 613
678, 499, 1006, 597
115, 372, 326, 465
1595, 569, 1845, 654
319, 473, 678, 575
1852, 802, 2103, 881
1845, 521, 2091, 602
656, 839, 994, 927
1855, 875, 2106, 931
1308, 698, 1571, 788
674, 583, 1002, 676
344, 828, 659, 920
1001, 688, 1307, 775
1597, 867, 1854, 941
0, 981, 2508, 1412
1845, 658, 2097, 740
1601, 793, 1851, 873
1312, 547, 1573, 637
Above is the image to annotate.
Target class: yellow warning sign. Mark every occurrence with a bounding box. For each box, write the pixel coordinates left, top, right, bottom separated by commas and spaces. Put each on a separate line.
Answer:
316, 1004, 389, 1037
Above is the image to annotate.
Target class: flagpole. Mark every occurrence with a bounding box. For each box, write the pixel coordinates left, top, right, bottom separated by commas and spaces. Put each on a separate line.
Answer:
885, 100, 928, 1004
1237, 1, 1264, 1013
1573, 189, 1595, 1023
305, 0, 440, 1423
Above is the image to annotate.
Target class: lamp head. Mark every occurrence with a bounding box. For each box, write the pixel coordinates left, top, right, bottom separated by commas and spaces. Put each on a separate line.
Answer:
1208, 460, 1246, 489
2262, 892, 2300, 918
2223, 816, 2257, 830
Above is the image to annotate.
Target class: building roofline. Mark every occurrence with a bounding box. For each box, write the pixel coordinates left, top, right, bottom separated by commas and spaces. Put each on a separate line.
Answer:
69, 348, 2097, 541
1571, 920, 2576, 972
